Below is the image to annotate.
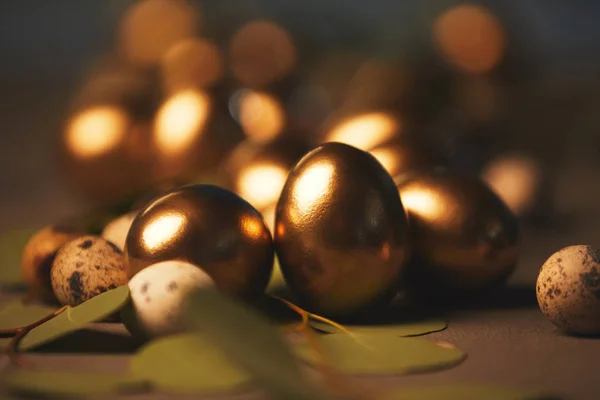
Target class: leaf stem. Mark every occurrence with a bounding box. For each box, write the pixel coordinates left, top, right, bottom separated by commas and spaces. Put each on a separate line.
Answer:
6, 306, 68, 367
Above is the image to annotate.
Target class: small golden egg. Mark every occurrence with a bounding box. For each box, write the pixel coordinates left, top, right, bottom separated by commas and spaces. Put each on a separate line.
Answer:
125, 184, 274, 298
22, 226, 84, 303
397, 169, 519, 299
275, 142, 410, 316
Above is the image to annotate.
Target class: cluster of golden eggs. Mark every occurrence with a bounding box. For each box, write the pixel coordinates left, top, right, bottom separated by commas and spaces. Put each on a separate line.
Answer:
24, 140, 519, 344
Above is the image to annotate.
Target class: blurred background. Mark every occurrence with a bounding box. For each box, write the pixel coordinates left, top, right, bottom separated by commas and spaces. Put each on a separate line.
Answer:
1, 0, 600, 248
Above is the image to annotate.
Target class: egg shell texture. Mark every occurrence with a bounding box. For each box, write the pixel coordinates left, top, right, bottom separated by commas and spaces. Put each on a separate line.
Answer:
536, 245, 600, 334
51, 236, 127, 306
124, 260, 214, 338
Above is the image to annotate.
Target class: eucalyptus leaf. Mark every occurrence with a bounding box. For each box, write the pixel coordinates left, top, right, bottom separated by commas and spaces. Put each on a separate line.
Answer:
381, 384, 563, 400
19, 285, 130, 350
294, 333, 466, 375
309, 319, 447, 337
0, 300, 58, 330
0, 227, 39, 286
1, 369, 149, 398
185, 288, 331, 400
131, 333, 250, 393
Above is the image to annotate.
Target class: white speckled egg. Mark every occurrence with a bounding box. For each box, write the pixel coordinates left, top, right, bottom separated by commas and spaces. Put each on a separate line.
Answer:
536, 245, 600, 335
101, 211, 138, 250
122, 260, 214, 339
51, 235, 127, 306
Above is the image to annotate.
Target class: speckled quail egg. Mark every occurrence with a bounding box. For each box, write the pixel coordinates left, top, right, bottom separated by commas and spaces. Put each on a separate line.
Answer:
537, 245, 600, 335
121, 260, 214, 339
101, 211, 138, 250
22, 225, 84, 303
51, 235, 128, 306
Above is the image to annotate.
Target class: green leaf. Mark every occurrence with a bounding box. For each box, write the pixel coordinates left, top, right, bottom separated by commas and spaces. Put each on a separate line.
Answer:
185, 288, 331, 400
0, 300, 58, 330
19, 285, 130, 350
380, 384, 564, 400
1, 369, 149, 398
294, 333, 466, 375
0, 227, 39, 286
131, 333, 250, 393
309, 319, 447, 337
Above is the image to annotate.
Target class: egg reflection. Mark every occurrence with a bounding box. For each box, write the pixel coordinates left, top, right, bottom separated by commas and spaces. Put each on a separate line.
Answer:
118, 0, 201, 65
237, 163, 288, 211
237, 90, 285, 144
161, 38, 223, 92
326, 112, 400, 151
229, 20, 296, 87
141, 213, 186, 250
433, 4, 505, 73
289, 162, 335, 222
66, 106, 128, 158
154, 89, 210, 154
482, 154, 542, 216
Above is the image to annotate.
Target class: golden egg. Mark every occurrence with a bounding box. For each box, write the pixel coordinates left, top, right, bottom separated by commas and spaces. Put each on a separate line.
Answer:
397, 169, 519, 299
275, 142, 410, 316
125, 184, 274, 298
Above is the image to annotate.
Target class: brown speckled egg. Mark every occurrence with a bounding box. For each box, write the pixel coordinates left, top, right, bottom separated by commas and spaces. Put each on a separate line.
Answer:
51, 235, 128, 306
537, 245, 600, 335
22, 225, 84, 303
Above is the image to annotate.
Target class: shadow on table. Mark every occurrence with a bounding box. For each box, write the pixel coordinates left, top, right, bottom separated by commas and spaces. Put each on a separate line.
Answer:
32, 328, 141, 354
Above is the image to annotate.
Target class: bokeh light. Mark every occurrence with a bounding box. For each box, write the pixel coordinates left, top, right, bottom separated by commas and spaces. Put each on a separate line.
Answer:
237, 163, 288, 210
237, 90, 285, 144
433, 4, 505, 74
229, 20, 296, 87
161, 38, 223, 92
482, 153, 542, 215
154, 89, 210, 155
66, 106, 128, 158
370, 146, 402, 177
326, 112, 400, 151
119, 0, 201, 65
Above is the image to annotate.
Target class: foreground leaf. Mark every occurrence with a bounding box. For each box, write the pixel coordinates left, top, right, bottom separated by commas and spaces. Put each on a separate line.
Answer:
1, 369, 148, 398
19, 285, 130, 350
0, 227, 39, 286
381, 384, 563, 400
131, 333, 250, 393
185, 288, 331, 400
309, 319, 447, 337
294, 333, 466, 375
0, 300, 58, 330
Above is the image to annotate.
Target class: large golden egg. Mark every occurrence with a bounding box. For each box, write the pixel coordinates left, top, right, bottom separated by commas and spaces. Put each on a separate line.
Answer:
275, 142, 410, 316
397, 169, 519, 299
125, 184, 274, 298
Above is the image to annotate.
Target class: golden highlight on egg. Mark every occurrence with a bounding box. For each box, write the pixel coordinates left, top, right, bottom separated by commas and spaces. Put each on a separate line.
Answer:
326, 112, 400, 151
66, 106, 128, 158
229, 20, 296, 87
398, 169, 519, 299
125, 184, 274, 298
275, 143, 410, 316
161, 38, 223, 91
433, 4, 505, 73
118, 0, 201, 65
238, 90, 285, 143
154, 89, 210, 154
236, 163, 288, 211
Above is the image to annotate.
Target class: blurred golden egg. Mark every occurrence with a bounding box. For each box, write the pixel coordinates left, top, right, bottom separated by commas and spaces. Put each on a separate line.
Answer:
397, 169, 519, 299
433, 4, 505, 74
161, 38, 223, 92
118, 0, 202, 66
324, 112, 401, 151
275, 142, 410, 316
229, 20, 296, 87
223, 137, 311, 211
482, 153, 542, 216
235, 90, 285, 144
125, 184, 274, 298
